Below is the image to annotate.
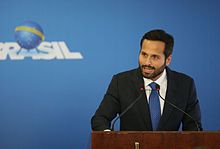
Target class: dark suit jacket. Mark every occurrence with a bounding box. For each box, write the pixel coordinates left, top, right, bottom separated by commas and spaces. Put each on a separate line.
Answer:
91, 67, 202, 131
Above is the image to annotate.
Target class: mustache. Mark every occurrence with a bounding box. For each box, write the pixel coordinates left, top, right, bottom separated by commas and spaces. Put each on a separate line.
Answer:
141, 65, 155, 70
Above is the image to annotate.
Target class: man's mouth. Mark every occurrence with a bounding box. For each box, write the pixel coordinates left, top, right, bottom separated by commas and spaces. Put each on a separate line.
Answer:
142, 66, 155, 74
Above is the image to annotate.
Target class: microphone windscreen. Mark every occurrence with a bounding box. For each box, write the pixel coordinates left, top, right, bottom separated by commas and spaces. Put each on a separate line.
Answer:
156, 84, 160, 90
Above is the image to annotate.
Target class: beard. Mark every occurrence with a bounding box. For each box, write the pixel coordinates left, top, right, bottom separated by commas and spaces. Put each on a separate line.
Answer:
139, 62, 166, 80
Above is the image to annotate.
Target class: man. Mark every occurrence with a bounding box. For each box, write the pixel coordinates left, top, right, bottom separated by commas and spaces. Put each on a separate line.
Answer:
91, 29, 202, 131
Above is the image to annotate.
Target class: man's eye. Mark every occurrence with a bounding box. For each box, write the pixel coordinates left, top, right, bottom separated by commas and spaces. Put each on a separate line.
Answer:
152, 55, 159, 60
142, 52, 147, 57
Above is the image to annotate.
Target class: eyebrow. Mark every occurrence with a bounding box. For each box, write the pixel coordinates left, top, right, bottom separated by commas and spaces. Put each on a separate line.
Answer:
141, 51, 160, 56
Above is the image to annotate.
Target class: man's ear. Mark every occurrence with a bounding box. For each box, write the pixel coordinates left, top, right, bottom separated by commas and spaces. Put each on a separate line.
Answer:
166, 55, 172, 66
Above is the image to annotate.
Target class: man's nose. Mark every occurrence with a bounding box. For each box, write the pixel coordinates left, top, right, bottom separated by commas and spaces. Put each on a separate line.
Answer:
144, 57, 152, 65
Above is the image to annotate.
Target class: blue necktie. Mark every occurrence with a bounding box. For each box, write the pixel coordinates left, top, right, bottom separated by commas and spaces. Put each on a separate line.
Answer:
149, 82, 161, 130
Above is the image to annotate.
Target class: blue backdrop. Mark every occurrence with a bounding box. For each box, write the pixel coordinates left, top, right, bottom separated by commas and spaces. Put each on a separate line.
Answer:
1, 0, 220, 148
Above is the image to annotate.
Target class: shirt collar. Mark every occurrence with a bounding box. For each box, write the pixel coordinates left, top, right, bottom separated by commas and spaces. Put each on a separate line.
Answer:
143, 69, 167, 87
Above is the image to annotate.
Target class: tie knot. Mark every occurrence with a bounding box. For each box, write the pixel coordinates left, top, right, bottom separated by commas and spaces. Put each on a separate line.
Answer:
149, 82, 158, 90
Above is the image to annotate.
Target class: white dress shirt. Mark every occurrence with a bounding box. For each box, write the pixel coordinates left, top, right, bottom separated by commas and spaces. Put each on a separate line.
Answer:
143, 69, 167, 115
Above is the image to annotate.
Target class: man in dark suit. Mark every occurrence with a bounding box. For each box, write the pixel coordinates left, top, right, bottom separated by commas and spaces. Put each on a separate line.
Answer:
91, 29, 202, 131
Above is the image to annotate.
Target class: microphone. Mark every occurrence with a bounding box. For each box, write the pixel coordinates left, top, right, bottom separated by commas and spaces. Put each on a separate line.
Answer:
155, 84, 200, 131
111, 87, 145, 131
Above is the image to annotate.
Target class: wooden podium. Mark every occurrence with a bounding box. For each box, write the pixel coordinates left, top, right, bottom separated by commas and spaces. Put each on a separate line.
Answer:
92, 131, 220, 149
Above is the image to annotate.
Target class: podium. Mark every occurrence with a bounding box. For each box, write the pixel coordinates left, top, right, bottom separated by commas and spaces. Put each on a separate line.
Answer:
92, 131, 220, 149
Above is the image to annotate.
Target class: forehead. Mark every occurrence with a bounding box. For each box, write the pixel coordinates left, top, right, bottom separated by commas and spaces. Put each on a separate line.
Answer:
141, 39, 165, 54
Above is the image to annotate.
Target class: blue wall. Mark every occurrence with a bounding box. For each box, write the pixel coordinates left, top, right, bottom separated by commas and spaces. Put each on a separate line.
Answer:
0, 0, 220, 148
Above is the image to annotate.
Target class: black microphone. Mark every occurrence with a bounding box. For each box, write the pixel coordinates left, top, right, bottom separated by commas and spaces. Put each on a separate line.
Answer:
155, 84, 200, 131
111, 87, 145, 131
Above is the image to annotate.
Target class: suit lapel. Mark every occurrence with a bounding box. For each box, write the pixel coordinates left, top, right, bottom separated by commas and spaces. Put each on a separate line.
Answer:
132, 68, 152, 130
157, 67, 179, 130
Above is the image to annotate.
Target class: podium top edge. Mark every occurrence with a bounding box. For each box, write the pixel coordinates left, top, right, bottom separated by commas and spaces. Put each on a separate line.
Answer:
91, 131, 220, 134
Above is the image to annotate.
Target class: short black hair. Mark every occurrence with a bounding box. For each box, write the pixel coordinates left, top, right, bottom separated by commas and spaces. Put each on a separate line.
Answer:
140, 29, 174, 58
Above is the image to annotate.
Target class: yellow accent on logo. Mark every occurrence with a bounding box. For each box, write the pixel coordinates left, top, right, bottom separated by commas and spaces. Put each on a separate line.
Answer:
15, 26, 45, 41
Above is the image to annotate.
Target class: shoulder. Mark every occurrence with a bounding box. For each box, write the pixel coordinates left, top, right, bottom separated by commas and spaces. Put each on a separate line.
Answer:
166, 67, 195, 83
108, 68, 142, 87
